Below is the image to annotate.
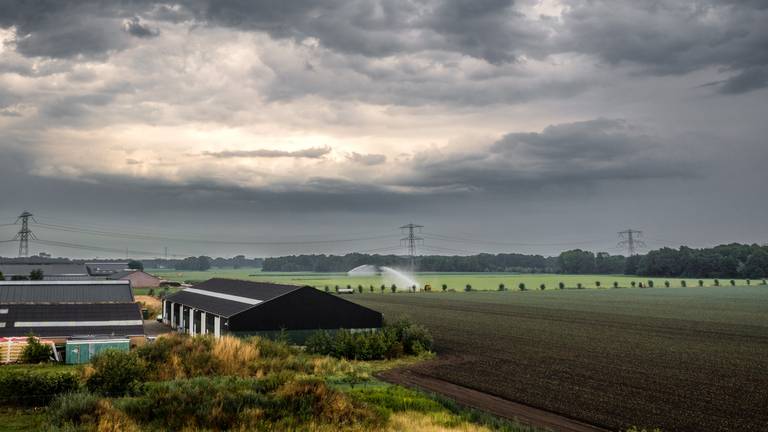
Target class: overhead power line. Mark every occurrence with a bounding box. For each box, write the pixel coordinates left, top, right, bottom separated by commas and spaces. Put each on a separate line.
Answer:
33, 222, 399, 246
423, 232, 601, 247
31, 239, 192, 258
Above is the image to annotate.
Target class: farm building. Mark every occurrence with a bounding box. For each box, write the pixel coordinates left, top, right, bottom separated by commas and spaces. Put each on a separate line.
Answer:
85, 262, 130, 277
108, 270, 162, 288
0, 280, 144, 344
0, 262, 91, 281
162, 278, 382, 340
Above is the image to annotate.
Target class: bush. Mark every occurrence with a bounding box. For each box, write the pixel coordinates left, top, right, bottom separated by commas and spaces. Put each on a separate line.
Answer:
48, 391, 101, 425
464, 284, 472, 292
746, 279, 750, 285
577, 283, 583, 289
762, 279, 767, 285
714, 279, 720, 286
730, 279, 736, 286
358, 285, 363, 293
664, 280, 670, 288
0, 370, 79, 406
558, 282, 565, 289
647, 280, 654, 288
539, 283, 545, 290
631, 281, 636, 288
86, 349, 146, 396
699, 279, 704, 287
324, 285, 329, 292
306, 319, 432, 360
391, 284, 397, 293
380, 284, 386, 292
21, 335, 52, 363
498, 283, 505, 291
442, 283, 447, 291
148, 288, 155, 297
370, 285, 374, 292
518, 283, 526, 291
613, 281, 619, 288
681, 280, 687, 287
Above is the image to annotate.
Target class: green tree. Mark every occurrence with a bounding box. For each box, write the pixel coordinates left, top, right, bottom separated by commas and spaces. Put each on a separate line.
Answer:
441, 283, 447, 292
680, 280, 687, 287
613, 281, 619, 288
558, 282, 565, 289
698, 280, 704, 287
0, 271, 4, 281
518, 283, 526, 291
464, 284, 472, 292
128, 260, 144, 271
664, 280, 670, 288
741, 250, 768, 278
498, 283, 505, 291
539, 283, 545, 290
29, 269, 44, 280
21, 335, 52, 363
86, 350, 146, 396
595, 281, 601, 288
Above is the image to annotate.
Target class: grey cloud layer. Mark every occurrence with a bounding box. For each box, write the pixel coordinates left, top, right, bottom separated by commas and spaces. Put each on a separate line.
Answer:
2, 1, 766, 93
203, 146, 332, 159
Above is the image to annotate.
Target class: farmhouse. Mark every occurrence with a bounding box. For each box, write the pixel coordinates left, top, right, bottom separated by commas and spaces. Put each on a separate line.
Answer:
108, 270, 162, 288
0, 262, 91, 281
0, 280, 144, 343
163, 278, 382, 339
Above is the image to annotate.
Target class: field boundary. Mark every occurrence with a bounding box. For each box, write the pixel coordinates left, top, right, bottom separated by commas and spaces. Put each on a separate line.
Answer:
378, 367, 610, 432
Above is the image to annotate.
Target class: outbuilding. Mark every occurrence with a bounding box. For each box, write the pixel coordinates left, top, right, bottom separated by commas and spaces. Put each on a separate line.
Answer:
108, 270, 162, 288
0, 262, 91, 281
162, 278, 382, 341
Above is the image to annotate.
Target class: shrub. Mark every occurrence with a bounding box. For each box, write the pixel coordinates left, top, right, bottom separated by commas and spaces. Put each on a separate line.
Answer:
681, 280, 687, 287
730, 279, 736, 286
29, 269, 44, 280
577, 283, 583, 289
335, 285, 339, 293
324, 285, 329, 292
48, 391, 101, 425
380, 284, 386, 292
464, 284, 472, 292
762, 279, 767, 285
391, 284, 397, 293
20, 334, 52, 363
442, 283, 447, 291
370, 285, 374, 292
698, 280, 704, 287
148, 288, 155, 297
86, 349, 146, 396
746, 279, 750, 285
664, 280, 670, 288
558, 282, 565, 289
307, 319, 431, 360
518, 283, 526, 291
595, 281, 601, 288
714, 279, 720, 286
613, 281, 619, 288
358, 285, 363, 293
0, 370, 79, 406
631, 281, 637, 288
498, 283, 505, 291
647, 280, 654, 288
539, 283, 545, 290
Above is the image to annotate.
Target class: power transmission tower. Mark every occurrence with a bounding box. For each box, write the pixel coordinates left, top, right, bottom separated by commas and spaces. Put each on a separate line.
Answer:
618, 229, 645, 256
400, 223, 424, 272
14, 211, 37, 257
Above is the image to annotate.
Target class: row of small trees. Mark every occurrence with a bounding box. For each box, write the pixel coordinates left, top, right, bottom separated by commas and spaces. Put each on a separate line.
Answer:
0, 269, 45, 281
325, 279, 768, 294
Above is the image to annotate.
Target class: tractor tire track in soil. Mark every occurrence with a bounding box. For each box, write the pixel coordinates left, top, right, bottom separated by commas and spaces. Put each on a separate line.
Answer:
379, 365, 610, 432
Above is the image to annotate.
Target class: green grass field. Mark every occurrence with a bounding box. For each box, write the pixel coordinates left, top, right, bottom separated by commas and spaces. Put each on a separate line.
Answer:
148, 267, 762, 291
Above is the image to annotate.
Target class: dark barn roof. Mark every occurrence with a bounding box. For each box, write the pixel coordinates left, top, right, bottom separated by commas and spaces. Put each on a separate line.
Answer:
0, 263, 89, 276
165, 278, 383, 331
107, 270, 138, 280
165, 278, 301, 317
0, 281, 133, 303
0, 303, 144, 337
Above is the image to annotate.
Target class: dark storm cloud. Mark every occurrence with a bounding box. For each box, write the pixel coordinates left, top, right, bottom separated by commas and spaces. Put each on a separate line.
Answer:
716, 66, 768, 94
122, 17, 160, 38
202, 146, 332, 159
399, 119, 693, 192
557, 0, 768, 92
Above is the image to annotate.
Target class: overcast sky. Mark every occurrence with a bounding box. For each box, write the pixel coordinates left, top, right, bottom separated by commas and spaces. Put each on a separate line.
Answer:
0, 0, 766, 259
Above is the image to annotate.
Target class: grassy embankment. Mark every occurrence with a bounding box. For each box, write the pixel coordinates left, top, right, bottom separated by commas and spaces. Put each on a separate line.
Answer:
0, 335, 541, 432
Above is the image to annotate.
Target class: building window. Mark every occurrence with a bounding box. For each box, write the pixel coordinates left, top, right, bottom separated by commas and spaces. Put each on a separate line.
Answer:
0, 309, 7, 314
0, 322, 5, 327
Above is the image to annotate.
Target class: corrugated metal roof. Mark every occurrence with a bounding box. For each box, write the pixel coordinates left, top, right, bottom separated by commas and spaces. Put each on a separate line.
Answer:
0, 263, 89, 276
107, 270, 139, 280
0, 281, 133, 303
0, 303, 144, 337
165, 278, 302, 317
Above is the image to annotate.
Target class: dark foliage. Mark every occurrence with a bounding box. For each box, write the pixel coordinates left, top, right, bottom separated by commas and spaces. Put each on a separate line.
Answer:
86, 350, 146, 396
0, 370, 78, 406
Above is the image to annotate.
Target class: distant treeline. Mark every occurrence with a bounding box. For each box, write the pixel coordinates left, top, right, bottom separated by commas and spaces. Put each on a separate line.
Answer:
142, 255, 263, 271
262, 243, 768, 279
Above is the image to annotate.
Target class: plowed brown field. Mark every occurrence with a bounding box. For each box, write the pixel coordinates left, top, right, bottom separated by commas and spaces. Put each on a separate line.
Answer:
352, 286, 768, 432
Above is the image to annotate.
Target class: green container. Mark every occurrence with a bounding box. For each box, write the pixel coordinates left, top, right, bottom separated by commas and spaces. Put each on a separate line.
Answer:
141, 308, 149, 320
65, 339, 130, 364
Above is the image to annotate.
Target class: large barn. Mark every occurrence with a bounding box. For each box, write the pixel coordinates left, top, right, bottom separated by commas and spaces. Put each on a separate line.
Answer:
0, 280, 144, 342
0, 262, 91, 281
163, 279, 382, 339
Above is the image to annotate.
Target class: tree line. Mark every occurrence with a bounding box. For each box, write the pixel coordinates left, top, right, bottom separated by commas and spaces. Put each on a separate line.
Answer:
261, 243, 768, 279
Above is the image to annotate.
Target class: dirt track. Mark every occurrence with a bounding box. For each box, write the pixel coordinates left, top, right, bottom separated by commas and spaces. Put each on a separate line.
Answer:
379, 367, 609, 432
